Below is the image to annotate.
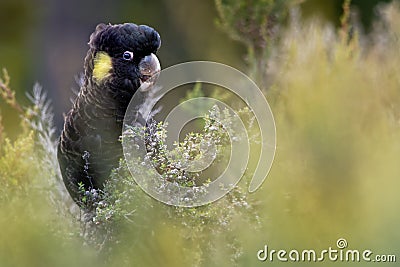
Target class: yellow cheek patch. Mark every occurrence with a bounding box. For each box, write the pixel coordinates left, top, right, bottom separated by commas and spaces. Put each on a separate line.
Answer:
93, 52, 112, 82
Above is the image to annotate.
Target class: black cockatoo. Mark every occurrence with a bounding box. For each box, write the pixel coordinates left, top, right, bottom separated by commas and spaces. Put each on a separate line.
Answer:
58, 23, 161, 203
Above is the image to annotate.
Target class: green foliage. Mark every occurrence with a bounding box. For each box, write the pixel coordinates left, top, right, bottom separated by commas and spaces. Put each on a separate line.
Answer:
215, 0, 299, 87
0, 72, 44, 202
0, 72, 93, 267
0, 131, 38, 200
83, 105, 261, 263
215, 0, 293, 49
1, 2, 400, 266
262, 1, 400, 255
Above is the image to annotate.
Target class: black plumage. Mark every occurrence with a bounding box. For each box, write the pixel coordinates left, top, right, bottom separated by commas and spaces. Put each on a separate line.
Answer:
58, 23, 161, 203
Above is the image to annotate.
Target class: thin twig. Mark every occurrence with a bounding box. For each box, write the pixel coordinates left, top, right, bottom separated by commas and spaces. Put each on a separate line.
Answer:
0, 68, 24, 114
340, 0, 352, 44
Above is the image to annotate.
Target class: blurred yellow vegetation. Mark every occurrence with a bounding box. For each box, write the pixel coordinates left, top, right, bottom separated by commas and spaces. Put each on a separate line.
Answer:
0, 131, 37, 195
256, 2, 400, 255
0, 2, 400, 267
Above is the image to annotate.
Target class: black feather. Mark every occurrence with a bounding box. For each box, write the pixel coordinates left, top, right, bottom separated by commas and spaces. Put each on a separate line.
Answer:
58, 23, 161, 203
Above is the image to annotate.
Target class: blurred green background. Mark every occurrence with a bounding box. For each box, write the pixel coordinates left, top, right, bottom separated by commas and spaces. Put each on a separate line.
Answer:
1, 0, 399, 267
0, 0, 392, 136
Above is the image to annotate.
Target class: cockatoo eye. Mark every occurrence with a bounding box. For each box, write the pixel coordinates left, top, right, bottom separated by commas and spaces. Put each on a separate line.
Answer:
122, 51, 134, 61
